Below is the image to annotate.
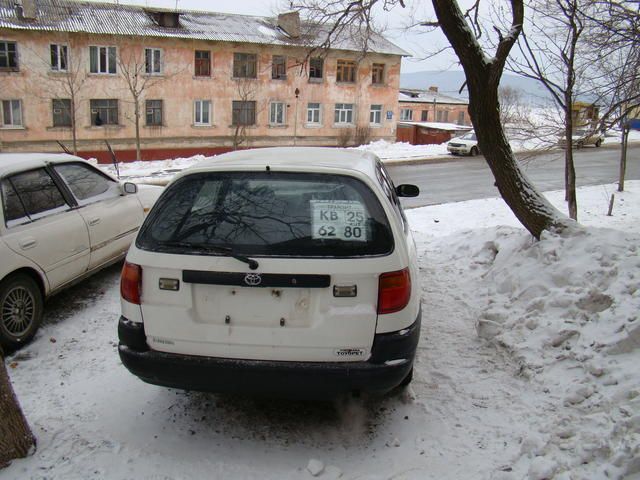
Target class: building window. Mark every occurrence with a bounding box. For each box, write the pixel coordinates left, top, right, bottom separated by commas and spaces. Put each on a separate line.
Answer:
50, 44, 68, 71
421, 110, 428, 122
307, 102, 321, 124
194, 100, 211, 126
400, 109, 413, 121
272, 55, 286, 80
457, 111, 465, 125
437, 110, 449, 122
195, 50, 211, 77
336, 60, 356, 83
334, 103, 354, 124
372, 63, 385, 85
269, 102, 286, 125
90, 99, 118, 125
0, 41, 18, 71
89, 46, 116, 74
309, 57, 323, 81
146, 99, 163, 126
232, 100, 256, 126
1, 100, 22, 127
145, 48, 162, 75
52, 99, 72, 127
370, 104, 382, 125
233, 53, 257, 79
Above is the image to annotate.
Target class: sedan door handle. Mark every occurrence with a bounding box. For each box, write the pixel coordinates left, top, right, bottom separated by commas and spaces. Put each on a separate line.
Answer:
88, 217, 101, 226
19, 238, 37, 250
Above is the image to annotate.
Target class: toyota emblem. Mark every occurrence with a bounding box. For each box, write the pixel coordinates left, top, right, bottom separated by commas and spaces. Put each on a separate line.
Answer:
244, 273, 262, 286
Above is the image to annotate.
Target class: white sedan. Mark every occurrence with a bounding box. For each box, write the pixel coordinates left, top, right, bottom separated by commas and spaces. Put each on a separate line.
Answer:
447, 131, 480, 156
0, 153, 162, 349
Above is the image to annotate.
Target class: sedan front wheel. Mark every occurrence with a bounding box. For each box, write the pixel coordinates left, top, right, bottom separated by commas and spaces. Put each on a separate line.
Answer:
0, 274, 43, 350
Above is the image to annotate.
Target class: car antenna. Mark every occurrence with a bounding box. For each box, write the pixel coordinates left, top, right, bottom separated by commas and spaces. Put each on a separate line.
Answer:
266, 165, 271, 173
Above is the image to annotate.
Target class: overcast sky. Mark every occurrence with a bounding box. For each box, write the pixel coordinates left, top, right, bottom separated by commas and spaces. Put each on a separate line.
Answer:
93, 0, 463, 73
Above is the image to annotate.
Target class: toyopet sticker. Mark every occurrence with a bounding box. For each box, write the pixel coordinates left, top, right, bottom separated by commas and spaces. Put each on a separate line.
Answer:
311, 200, 367, 242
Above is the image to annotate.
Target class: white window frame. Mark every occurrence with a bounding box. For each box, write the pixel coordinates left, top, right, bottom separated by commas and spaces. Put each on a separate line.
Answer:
370, 104, 382, 125
307, 102, 321, 125
400, 108, 413, 121
89, 45, 116, 74
1, 99, 23, 128
145, 47, 162, 75
334, 103, 354, 125
269, 101, 286, 126
50, 43, 68, 72
194, 100, 212, 126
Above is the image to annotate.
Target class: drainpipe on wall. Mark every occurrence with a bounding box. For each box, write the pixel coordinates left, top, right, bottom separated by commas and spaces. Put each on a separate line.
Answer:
293, 88, 300, 145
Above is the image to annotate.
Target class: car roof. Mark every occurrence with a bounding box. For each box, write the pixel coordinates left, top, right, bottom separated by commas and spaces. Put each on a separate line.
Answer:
0, 153, 89, 177
186, 147, 382, 179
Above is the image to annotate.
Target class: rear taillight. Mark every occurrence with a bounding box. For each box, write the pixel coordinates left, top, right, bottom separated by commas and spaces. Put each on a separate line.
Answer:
121, 262, 142, 305
377, 268, 411, 314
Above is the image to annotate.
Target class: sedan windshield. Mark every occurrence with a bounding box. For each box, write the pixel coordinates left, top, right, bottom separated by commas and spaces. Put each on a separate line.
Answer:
137, 171, 393, 258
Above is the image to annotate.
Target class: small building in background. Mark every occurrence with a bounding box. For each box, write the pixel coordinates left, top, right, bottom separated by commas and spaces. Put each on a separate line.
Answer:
396, 121, 471, 145
398, 86, 470, 127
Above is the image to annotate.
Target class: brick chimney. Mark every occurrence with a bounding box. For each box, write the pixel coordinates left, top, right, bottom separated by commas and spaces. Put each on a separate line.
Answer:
278, 11, 301, 38
16, 0, 37, 21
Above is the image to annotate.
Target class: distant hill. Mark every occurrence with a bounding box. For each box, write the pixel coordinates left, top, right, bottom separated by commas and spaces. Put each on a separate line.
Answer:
400, 70, 553, 103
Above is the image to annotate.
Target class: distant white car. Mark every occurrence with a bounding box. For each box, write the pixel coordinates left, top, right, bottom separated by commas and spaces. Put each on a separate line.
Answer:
558, 129, 604, 148
447, 131, 480, 156
0, 153, 162, 349
118, 147, 422, 398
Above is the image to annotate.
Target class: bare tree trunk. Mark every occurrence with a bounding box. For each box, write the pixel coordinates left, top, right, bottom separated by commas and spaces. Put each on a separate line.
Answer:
134, 99, 141, 162
0, 347, 36, 468
70, 95, 78, 155
564, 92, 578, 219
432, 0, 567, 239
618, 124, 629, 192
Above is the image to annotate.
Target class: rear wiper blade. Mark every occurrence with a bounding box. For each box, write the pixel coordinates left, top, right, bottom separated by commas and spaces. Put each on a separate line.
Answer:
161, 241, 259, 270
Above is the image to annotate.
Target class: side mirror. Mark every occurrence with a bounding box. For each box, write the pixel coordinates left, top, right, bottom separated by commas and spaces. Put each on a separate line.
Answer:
122, 182, 138, 194
396, 184, 419, 198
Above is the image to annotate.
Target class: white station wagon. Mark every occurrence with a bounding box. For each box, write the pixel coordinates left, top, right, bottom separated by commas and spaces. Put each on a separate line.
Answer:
118, 148, 421, 397
0, 153, 161, 349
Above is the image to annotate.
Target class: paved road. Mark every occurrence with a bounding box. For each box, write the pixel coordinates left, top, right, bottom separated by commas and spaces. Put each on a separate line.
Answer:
386, 145, 640, 208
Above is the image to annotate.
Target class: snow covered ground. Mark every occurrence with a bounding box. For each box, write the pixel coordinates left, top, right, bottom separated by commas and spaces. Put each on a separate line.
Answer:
4, 180, 640, 479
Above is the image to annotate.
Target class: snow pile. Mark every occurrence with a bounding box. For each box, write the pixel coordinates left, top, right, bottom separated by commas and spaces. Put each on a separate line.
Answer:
436, 225, 640, 479
350, 139, 449, 160
99, 154, 207, 183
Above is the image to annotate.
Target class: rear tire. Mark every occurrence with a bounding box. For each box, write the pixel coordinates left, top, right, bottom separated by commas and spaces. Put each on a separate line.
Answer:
595, 139, 602, 147
0, 274, 43, 350
470, 146, 479, 156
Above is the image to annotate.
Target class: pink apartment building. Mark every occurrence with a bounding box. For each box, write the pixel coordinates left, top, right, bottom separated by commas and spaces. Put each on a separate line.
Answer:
0, 0, 406, 162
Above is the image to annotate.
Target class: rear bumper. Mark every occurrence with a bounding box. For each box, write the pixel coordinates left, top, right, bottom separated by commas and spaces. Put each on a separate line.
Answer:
118, 308, 421, 398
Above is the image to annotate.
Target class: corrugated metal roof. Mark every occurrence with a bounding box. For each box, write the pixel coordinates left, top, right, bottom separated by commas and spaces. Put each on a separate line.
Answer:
0, 0, 408, 56
399, 90, 469, 105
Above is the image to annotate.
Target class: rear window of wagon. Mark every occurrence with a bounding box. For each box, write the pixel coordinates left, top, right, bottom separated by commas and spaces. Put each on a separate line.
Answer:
136, 171, 394, 258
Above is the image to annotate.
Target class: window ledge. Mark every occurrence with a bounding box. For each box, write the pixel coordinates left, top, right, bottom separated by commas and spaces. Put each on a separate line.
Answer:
228, 124, 259, 129
0, 69, 20, 74
231, 76, 257, 81
271, 77, 287, 81
371, 83, 387, 88
308, 77, 323, 84
333, 123, 355, 128
335, 81, 356, 85
193, 75, 214, 80
85, 125, 124, 130
48, 70, 69, 76
87, 73, 118, 77
369, 123, 382, 128
304, 123, 323, 129
0, 125, 25, 130
46, 126, 72, 131
191, 124, 215, 128
144, 124, 166, 129
268, 124, 288, 129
